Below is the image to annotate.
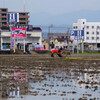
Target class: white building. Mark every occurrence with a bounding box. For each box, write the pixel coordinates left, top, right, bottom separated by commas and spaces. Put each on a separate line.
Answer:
0, 27, 42, 51
73, 19, 100, 49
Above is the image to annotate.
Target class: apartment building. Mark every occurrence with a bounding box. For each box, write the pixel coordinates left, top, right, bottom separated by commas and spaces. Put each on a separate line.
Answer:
0, 8, 29, 29
0, 8, 8, 28
8, 12, 29, 25
73, 19, 100, 49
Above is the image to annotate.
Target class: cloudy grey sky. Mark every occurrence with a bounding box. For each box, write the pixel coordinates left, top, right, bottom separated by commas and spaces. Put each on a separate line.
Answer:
0, 0, 100, 25
0, 0, 100, 15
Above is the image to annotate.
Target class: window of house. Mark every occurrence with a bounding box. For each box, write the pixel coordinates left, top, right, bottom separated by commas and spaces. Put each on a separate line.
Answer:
19, 22, 26, 24
73, 26, 75, 29
2, 9, 7, 12
83, 22, 85, 24
76, 26, 77, 29
19, 13, 25, 16
97, 37, 99, 40
92, 26, 94, 29
2, 18, 6, 20
2, 14, 6, 16
87, 26, 89, 29
96, 32, 99, 35
92, 32, 94, 35
19, 18, 26, 20
86, 37, 89, 40
86, 32, 89, 34
64, 46, 66, 48
97, 26, 100, 29
92, 37, 94, 40
61, 36, 64, 38
2, 22, 6, 25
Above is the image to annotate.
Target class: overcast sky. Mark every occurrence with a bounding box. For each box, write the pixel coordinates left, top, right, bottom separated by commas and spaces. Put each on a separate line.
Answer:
0, 0, 100, 15
1, 0, 100, 25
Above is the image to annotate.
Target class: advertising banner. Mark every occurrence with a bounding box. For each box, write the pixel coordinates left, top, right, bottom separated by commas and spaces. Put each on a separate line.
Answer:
12, 28, 26, 38
70, 30, 75, 40
70, 30, 84, 40
74, 30, 84, 40
14, 25, 33, 31
7, 13, 19, 23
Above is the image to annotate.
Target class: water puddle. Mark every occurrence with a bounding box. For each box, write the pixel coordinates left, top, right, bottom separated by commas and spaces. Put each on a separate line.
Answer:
0, 58, 100, 100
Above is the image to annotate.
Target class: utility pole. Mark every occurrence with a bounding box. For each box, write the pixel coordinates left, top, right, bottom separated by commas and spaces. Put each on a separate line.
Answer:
82, 39, 84, 53
48, 26, 50, 34
67, 28, 70, 50
9, 24, 12, 50
77, 30, 79, 54
48, 24, 53, 34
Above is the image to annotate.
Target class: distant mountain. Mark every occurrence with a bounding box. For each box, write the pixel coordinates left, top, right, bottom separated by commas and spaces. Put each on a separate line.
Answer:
29, 10, 100, 26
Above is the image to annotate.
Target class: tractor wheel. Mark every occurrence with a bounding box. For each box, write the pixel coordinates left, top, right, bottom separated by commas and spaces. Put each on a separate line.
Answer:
67, 51, 71, 55
51, 54, 53, 57
52, 53, 58, 57
60, 50, 67, 57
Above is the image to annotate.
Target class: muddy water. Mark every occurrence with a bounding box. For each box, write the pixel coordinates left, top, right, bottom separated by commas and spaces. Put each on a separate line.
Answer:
0, 57, 100, 100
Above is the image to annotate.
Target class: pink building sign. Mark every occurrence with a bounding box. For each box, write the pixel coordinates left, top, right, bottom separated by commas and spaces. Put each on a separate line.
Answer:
12, 28, 26, 38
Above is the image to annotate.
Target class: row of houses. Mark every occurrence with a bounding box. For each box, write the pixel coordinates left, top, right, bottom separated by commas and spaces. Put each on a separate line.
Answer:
42, 33, 72, 50
43, 19, 100, 52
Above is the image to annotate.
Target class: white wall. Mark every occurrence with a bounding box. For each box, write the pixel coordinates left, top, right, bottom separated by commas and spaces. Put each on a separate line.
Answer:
73, 19, 100, 45
1, 31, 42, 45
84, 23, 100, 43
27, 31, 42, 45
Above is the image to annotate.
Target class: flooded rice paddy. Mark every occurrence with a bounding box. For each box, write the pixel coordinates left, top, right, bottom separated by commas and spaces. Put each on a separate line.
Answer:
0, 56, 100, 100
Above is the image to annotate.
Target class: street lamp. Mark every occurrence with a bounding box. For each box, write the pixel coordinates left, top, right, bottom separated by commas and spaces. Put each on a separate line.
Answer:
67, 28, 70, 51
48, 24, 53, 34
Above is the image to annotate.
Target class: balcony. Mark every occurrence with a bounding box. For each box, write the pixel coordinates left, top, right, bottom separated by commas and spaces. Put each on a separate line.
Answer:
0, 14, 7, 18
0, 20, 7, 22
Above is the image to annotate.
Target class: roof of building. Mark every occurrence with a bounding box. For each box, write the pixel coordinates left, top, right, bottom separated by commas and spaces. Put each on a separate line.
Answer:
48, 33, 67, 36
32, 27, 42, 31
43, 39, 50, 43
8, 12, 29, 13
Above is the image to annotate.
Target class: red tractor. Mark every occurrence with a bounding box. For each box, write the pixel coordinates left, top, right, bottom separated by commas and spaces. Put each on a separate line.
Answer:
50, 48, 71, 57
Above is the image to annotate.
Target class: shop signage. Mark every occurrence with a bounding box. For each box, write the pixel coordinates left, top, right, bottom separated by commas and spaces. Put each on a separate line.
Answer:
12, 28, 26, 38
70, 30, 84, 40
7, 13, 19, 23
